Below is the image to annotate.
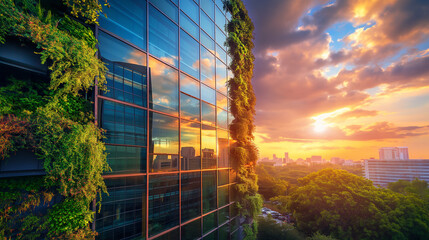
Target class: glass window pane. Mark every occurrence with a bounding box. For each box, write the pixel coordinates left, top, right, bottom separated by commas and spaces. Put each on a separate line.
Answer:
216, 44, 227, 64
150, 154, 179, 172
201, 31, 215, 54
180, 11, 199, 40
150, 0, 178, 23
201, 84, 216, 105
203, 210, 217, 233
181, 0, 199, 23
149, 5, 179, 67
203, 171, 217, 213
153, 228, 179, 240
149, 112, 179, 154
181, 94, 200, 121
202, 102, 216, 126
105, 145, 147, 174
99, 0, 146, 50
99, 32, 148, 106
217, 129, 229, 168
180, 73, 200, 98
216, 58, 227, 95
101, 100, 147, 146
215, 6, 226, 32
201, 47, 215, 88
96, 176, 146, 240
202, 125, 216, 169
216, 92, 227, 110
218, 185, 229, 207
201, 0, 214, 20
149, 174, 179, 237
219, 223, 229, 240
181, 120, 201, 170
203, 230, 217, 240
218, 169, 229, 185
217, 108, 228, 129
201, 11, 214, 38
182, 219, 201, 240
181, 172, 201, 222
215, 0, 224, 11
219, 206, 229, 225
149, 56, 179, 115
215, 26, 226, 50
180, 30, 200, 79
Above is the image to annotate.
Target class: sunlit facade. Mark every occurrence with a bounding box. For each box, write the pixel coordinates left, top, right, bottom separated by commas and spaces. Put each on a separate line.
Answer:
93, 0, 240, 239
364, 159, 429, 187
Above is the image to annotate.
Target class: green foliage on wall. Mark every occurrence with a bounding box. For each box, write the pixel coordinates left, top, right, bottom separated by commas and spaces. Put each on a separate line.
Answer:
225, 0, 262, 238
289, 169, 429, 240
0, 0, 109, 238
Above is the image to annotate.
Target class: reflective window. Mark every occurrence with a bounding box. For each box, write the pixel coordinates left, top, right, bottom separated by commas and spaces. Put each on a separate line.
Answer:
181, 0, 199, 23
150, 154, 179, 172
228, 111, 234, 128
180, 11, 199, 40
99, 0, 146, 50
219, 224, 229, 240
99, 32, 148, 106
219, 206, 229, 225
149, 56, 179, 115
96, 176, 146, 240
203, 171, 216, 213
149, 112, 179, 154
202, 102, 215, 126
218, 169, 229, 185
201, 0, 214, 20
180, 30, 199, 79
105, 145, 147, 174
150, 0, 178, 23
203, 230, 218, 240
182, 219, 201, 240
202, 125, 216, 169
201, 11, 214, 38
230, 183, 238, 202
101, 100, 147, 146
181, 120, 201, 170
215, 26, 226, 49
149, 174, 179, 237
181, 172, 201, 222
215, 6, 226, 32
217, 129, 229, 168
216, 44, 227, 64
216, 58, 227, 95
201, 47, 215, 88
215, 0, 224, 11
201, 84, 216, 105
203, 210, 217, 233
149, 6, 178, 67
201, 31, 215, 54
218, 185, 229, 207
217, 108, 228, 129
216, 92, 227, 110
154, 228, 179, 240
181, 94, 200, 122
180, 73, 199, 98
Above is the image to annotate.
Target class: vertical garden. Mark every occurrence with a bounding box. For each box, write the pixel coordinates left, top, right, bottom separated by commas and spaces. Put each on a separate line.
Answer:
225, 0, 262, 239
0, 0, 109, 238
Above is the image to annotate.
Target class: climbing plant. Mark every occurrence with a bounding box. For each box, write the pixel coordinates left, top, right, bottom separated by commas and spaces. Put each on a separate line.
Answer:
0, 0, 109, 238
225, 0, 263, 239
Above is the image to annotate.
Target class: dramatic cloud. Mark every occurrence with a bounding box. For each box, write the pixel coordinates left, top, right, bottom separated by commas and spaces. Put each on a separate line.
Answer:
244, 0, 429, 159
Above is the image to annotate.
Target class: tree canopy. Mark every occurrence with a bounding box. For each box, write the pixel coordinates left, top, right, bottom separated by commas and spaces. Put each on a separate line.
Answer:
289, 169, 429, 240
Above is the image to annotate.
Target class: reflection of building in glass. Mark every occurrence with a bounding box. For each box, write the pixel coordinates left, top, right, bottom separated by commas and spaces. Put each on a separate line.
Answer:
93, 0, 239, 239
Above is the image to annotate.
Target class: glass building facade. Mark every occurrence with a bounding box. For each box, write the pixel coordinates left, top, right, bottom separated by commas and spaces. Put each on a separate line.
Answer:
94, 0, 239, 239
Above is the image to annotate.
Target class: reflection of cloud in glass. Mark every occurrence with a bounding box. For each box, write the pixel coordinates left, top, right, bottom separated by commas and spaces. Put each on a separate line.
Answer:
202, 125, 216, 153
126, 49, 147, 65
217, 92, 227, 110
151, 113, 179, 154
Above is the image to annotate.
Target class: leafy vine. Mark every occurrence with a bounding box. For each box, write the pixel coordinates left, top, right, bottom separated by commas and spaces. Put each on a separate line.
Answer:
225, 0, 263, 239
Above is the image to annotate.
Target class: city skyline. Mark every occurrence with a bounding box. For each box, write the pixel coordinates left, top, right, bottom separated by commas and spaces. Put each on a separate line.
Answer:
244, 0, 429, 161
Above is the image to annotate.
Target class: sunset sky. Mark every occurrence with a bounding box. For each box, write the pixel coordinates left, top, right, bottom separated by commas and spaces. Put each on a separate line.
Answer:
244, 0, 429, 160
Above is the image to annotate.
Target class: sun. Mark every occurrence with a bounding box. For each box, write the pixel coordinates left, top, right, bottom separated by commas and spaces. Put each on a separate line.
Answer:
314, 121, 327, 133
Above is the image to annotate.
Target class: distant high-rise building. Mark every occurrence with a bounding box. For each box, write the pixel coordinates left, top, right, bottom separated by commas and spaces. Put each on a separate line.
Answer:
311, 156, 323, 164
379, 147, 409, 160
364, 159, 429, 187
398, 147, 409, 160
284, 152, 289, 163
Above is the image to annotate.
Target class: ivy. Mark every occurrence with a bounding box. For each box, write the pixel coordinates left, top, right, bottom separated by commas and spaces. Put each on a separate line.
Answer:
225, 0, 262, 238
0, 0, 109, 238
